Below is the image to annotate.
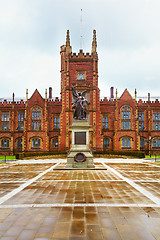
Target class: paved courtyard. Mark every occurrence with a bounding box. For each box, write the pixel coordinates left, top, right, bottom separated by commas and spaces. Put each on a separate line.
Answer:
0, 158, 160, 240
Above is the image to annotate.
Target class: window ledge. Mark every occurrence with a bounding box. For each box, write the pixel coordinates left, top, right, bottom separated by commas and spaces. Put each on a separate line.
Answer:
102, 128, 109, 131
121, 129, 131, 131
0, 148, 10, 150
31, 147, 41, 149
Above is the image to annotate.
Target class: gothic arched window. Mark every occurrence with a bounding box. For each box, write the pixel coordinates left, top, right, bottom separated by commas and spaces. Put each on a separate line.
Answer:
153, 112, 160, 130
1, 112, 9, 131
153, 138, 160, 148
103, 138, 110, 148
122, 137, 131, 148
77, 72, 85, 80
17, 138, 22, 149
31, 107, 41, 130
1, 138, 9, 148
52, 137, 58, 148
121, 106, 131, 130
32, 138, 41, 148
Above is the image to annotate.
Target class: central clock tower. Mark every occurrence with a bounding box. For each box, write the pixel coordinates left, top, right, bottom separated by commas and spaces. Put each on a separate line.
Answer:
59, 30, 102, 152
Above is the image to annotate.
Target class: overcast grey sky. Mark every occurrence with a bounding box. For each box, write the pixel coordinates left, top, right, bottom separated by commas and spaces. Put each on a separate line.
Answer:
0, 0, 160, 99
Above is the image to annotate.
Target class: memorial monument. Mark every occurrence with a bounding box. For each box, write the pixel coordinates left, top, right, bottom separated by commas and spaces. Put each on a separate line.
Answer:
66, 87, 95, 168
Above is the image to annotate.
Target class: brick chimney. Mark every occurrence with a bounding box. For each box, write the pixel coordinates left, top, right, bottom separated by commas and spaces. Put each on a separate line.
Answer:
49, 87, 52, 99
110, 87, 114, 99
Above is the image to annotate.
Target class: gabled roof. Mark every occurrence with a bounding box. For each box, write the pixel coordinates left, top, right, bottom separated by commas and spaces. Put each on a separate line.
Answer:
29, 89, 44, 101
119, 88, 133, 101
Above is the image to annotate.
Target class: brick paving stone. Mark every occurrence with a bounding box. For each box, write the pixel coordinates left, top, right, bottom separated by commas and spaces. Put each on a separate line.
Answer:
52, 222, 70, 238
102, 227, 121, 240
3, 226, 22, 237
0, 222, 13, 231
0, 230, 5, 237
58, 211, 72, 222
34, 238, 51, 240
70, 220, 85, 237
0, 237, 17, 240
41, 217, 57, 226
73, 207, 84, 219
99, 217, 116, 228
17, 229, 37, 240
85, 213, 99, 225
35, 226, 54, 238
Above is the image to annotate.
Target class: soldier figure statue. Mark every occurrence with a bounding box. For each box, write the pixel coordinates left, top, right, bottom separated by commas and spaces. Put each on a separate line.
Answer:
72, 87, 88, 120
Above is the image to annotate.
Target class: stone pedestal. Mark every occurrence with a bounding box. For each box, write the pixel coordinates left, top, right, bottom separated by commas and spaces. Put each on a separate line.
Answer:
66, 120, 95, 168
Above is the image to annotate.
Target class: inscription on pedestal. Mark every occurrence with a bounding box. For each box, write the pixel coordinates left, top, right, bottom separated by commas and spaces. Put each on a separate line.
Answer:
75, 132, 86, 145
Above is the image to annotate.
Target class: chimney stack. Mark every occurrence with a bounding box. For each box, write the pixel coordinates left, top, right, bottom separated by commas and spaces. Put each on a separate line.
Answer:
49, 87, 52, 99
148, 93, 150, 102
110, 87, 114, 99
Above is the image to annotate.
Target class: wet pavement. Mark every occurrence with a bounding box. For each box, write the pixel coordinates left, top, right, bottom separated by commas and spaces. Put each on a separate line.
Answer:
0, 159, 160, 239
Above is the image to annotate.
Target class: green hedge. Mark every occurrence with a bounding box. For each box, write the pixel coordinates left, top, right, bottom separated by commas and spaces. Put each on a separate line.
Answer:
16, 151, 67, 159
16, 150, 145, 159
93, 150, 145, 158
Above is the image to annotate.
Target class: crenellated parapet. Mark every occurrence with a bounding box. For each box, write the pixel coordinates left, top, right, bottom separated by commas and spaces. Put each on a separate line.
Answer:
70, 50, 93, 60
149, 99, 160, 106
0, 98, 26, 107
14, 100, 26, 106
0, 100, 12, 107
137, 99, 148, 106
100, 97, 116, 105
47, 97, 62, 106
137, 98, 160, 107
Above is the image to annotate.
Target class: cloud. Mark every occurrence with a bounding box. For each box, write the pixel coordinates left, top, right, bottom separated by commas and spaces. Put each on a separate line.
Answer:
0, 0, 160, 99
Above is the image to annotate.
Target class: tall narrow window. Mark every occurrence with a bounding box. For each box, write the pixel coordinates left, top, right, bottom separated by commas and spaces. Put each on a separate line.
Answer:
122, 137, 131, 148
140, 138, 145, 148
138, 112, 144, 130
18, 112, 24, 131
153, 112, 160, 130
121, 107, 131, 130
17, 138, 22, 149
32, 138, 41, 148
1, 138, 9, 148
153, 138, 160, 148
32, 107, 41, 130
85, 92, 89, 102
103, 115, 108, 129
52, 137, 58, 148
54, 116, 59, 129
103, 138, 110, 148
1, 112, 9, 131
77, 72, 85, 80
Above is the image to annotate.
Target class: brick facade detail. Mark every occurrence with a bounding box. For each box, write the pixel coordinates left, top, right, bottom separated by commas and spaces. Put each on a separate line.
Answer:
0, 30, 160, 155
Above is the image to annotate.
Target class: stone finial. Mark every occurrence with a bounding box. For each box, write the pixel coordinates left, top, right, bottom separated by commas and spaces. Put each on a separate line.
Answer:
92, 30, 97, 54
12, 92, 15, 102
116, 89, 118, 101
66, 30, 70, 46
45, 89, 47, 101
148, 92, 150, 102
26, 89, 28, 101
66, 30, 72, 54
135, 89, 137, 101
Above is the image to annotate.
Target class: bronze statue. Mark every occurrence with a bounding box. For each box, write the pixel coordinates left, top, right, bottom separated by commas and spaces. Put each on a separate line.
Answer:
72, 87, 88, 120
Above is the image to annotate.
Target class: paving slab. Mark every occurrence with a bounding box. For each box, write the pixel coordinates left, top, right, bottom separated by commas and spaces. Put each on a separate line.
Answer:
0, 159, 160, 239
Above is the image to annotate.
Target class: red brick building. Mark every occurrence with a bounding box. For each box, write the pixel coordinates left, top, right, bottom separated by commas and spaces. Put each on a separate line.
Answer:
0, 30, 160, 155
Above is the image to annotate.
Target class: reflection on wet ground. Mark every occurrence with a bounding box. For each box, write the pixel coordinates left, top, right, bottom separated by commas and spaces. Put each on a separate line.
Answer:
0, 159, 160, 239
